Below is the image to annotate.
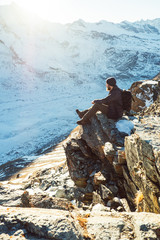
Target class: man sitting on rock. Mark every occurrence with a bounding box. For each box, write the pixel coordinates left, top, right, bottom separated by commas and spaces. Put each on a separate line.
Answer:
76, 77, 123, 125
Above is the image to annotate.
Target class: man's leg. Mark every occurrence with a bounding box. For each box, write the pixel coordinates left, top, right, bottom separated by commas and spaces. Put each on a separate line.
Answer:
77, 103, 108, 125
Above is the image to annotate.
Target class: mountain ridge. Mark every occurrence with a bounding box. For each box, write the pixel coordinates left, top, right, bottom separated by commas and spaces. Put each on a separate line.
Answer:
0, 2, 159, 164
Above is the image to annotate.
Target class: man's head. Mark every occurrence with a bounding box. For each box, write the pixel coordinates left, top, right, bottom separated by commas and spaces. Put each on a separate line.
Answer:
106, 77, 116, 91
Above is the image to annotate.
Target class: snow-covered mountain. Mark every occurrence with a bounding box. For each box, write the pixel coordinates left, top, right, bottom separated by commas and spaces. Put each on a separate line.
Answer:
0, 3, 160, 164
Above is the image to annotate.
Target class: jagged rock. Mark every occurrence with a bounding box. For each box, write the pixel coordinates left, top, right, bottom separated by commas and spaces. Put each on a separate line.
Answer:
64, 113, 129, 187
55, 187, 67, 198
117, 206, 124, 212
106, 197, 122, 210
125, 133, 160, 213
1, 206, 160, 240
92, 191, 104, 205
153, 149, 160, 175
0, 183, 24, 207
80, 116, 109, 160
21, 191, 30, 207
141, 98, 160, 116
63, 112, 133, 209
107, 184, 119, 196
122, 165, 137, 208
93, 171, 106, 186
103, 142, 116, 163
64, 111, 142, 211
21, 191, 72, 210
118, 150, 126, 164
100, 184, 113, 201
87, 212, 160, 240
113, 161, 124, 176
0, 164, 97, 210
112, 197, 123, 208
64, 128, 102, 187
0, 207, 83, 240
130, 79, 159, 112
64, 98, 160, 214
91, 203, 110, 213
96, 113, 125, 147
27, 165, 86, 201
112, 153, 126, 177
120, 198, 131, 212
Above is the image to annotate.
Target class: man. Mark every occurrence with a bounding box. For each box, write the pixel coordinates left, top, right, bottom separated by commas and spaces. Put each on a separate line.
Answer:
76, 77, 123, 125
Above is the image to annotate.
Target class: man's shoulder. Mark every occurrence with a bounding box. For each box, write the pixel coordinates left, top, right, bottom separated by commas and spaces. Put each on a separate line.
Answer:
112, 86, 122, 93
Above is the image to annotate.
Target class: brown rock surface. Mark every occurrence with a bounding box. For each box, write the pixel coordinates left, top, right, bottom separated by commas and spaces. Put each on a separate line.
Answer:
130, 79, 159, 112
0, 206, 160, 240
125, 133, 160, 213
0, 206, 83, 240
64, 113, 134, 210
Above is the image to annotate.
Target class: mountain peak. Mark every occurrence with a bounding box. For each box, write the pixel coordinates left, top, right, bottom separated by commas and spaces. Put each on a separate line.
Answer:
70, 19, 86, 28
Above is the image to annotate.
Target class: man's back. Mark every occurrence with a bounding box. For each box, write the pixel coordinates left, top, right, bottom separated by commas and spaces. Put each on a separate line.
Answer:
94, 85, 123, 120
106, 85, 123, 120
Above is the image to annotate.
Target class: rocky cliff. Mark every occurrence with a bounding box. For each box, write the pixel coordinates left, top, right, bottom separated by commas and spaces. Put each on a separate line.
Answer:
64, 76, 160, 212
64, 111, 160, 214
0, 77, 160, 239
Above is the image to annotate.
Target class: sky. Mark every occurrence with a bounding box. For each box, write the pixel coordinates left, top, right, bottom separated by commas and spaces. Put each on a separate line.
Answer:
0, 0, 160, 24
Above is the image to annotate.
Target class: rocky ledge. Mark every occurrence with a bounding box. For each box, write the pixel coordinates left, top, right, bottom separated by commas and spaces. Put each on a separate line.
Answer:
0, 206, 160, 240
64, 110, 160, 214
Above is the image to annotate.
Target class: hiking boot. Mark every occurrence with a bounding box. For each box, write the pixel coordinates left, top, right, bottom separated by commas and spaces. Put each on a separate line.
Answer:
77, 119, 90, 125
76, 109, 88, 118
76, 109, 83, 118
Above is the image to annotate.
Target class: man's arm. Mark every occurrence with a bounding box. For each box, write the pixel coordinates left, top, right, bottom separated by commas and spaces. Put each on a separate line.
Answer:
92, 97, 108, 104
92, 92, 114, 104
93, 90, 121, 105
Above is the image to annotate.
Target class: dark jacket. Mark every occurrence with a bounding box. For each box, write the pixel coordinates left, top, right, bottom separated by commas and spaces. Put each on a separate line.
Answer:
94, 85, 123, 120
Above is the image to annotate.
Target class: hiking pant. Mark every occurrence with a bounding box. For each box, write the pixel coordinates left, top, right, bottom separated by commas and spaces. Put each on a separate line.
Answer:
81, 103, 108, 121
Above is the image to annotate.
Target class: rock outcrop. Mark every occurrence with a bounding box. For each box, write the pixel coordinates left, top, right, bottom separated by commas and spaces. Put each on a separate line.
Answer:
64, 114, 135, 209
130, 79, 159, 112
141, 98, 160, 116
0, 206, 83, 240
124, 133, 160, 213
64, 78, 160, 214
0, 206, 160, 240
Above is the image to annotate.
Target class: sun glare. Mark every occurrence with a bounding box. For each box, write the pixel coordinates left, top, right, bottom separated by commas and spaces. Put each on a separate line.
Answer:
15, 0, 49, 18
14, 0, 74, 23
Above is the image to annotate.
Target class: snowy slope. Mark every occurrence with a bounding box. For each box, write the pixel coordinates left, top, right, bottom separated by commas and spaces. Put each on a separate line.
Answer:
0, 3, 160, 164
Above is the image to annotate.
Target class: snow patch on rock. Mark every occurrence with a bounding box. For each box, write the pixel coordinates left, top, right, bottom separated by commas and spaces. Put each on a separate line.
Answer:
116, 120, 134, 135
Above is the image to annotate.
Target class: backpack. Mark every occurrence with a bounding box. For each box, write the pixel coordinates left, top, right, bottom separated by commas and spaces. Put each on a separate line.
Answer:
121, 90, 134, 112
